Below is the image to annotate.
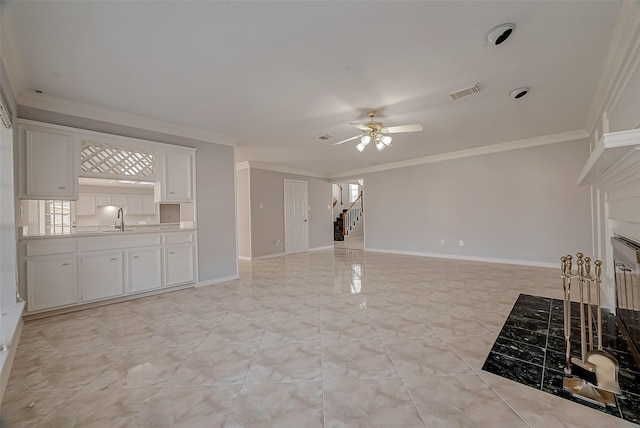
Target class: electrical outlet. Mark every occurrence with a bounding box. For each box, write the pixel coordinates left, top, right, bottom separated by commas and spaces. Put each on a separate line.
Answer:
440, 239, 445, 246
459, 240, 464, 247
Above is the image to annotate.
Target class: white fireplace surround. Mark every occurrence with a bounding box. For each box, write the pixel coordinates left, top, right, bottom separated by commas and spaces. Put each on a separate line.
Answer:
579, 125, 640, 309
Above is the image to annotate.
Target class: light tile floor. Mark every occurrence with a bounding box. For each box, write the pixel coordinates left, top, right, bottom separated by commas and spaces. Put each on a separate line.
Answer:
2, 249, 635, 427
333, 236, 364, 251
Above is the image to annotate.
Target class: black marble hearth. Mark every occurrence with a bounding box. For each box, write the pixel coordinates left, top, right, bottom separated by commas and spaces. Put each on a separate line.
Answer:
482, 294, 640, 424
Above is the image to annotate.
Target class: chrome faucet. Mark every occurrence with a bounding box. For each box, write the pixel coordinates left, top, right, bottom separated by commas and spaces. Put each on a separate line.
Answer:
116, 207, 125, 231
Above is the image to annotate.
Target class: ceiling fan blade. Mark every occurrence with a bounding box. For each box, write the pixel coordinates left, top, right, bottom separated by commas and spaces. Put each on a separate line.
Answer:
349, 122, 373, 132
331, 135, 361, 146
385, 124, 424, 134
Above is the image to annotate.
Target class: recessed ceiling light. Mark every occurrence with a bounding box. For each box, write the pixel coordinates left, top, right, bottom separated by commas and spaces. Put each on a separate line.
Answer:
486, 23, 516, 46
510, 87, 530, 99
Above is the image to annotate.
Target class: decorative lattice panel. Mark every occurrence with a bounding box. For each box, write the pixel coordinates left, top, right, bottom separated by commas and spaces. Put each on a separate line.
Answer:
81, 141, 154, 177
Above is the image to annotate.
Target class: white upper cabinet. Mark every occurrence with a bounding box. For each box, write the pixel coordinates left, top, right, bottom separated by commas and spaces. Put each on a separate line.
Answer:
96, 195, 126, 207
125, 195, 155, 215
76, 194, 96, 216
19, 125, 79, 200
155, 150, 194, 202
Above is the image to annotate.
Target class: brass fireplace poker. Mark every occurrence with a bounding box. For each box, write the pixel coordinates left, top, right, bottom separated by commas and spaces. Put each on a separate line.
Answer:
561, 253, 621, 407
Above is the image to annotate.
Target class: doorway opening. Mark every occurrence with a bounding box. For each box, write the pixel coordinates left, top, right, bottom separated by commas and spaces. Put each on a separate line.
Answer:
332, 179, 364, 251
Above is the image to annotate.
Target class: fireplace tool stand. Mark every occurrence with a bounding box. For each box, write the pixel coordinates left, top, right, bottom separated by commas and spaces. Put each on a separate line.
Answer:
561, 253, 621, 407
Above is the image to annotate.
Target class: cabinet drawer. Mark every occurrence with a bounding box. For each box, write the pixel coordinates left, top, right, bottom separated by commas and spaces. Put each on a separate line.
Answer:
164, 232, 195, 245
24, 239, 77, 257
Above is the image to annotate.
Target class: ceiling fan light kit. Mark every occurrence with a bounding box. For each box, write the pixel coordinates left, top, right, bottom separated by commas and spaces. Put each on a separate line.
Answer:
333, 110, 422, 152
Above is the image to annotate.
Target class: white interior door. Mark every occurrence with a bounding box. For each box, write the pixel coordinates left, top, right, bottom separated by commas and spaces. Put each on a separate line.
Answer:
284, 179, 309, 254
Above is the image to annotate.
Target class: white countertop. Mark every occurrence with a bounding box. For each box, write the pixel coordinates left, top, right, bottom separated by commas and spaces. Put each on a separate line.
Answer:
20, 226, 196, 240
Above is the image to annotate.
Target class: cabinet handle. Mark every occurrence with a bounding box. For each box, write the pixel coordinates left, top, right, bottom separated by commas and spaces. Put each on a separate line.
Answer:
132, 256, 140, 259
169, 192, 176, 194
169, 251, 175, 255
58, 186, 66, 189
110, 258, 118, 261
62, 263, 70, 266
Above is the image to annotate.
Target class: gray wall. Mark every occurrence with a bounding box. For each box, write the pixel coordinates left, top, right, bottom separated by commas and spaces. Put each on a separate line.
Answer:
249, 168, 332, 258
363, 139, 592, 265
236, 168, 251, 258
18, 107, 238, 281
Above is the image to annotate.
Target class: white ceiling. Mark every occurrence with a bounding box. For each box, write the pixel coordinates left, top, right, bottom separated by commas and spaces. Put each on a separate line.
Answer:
3, 1, 621, 175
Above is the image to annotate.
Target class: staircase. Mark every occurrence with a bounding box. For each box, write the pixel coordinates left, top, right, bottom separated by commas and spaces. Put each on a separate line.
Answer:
334, 191, 363, 241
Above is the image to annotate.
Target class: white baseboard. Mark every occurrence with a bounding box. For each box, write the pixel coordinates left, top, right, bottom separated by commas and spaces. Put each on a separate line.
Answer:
364, 248, 558, 269
1, 301, 25, 403
249, 252, 286, 261
195, 274, 240, 287
238, 256, 251, 261
309, 245, 334, 252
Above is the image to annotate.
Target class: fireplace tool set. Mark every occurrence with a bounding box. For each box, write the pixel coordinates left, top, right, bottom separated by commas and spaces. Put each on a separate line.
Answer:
561, 253, 621, 406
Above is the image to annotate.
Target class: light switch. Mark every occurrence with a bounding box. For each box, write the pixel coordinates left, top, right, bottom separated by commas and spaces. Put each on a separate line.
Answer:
259, 203, 264, 209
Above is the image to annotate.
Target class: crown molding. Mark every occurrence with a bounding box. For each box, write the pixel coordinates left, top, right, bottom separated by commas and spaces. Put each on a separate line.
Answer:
18, 92, 238, 147
0, 4, 26, 101
241, 161, 330, 179
585, 1, 640, 135
329, 129, 588, 181
235, 161, 250, 171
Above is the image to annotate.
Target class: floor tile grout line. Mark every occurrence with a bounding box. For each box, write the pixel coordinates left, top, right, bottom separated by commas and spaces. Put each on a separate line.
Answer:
539, 299, 553, 391
365, 303, 430, 428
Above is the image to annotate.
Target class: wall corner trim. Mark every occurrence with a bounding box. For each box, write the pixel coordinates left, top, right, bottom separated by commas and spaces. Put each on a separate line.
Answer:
18, 92, 238, 147
329, 129, 588, 180
585, 0, 640, 134
239, 162, 330, 179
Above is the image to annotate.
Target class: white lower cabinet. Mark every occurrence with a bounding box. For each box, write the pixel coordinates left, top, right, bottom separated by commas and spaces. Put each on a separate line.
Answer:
129, 248, 162, 293
165, 244, 194, 286
22, 231, 197, 314
81, 251, 124, 301
27, 256, 78, 311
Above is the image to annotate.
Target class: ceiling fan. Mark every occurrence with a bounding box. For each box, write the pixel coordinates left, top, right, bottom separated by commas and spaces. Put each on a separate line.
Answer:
332, 110, 423, 152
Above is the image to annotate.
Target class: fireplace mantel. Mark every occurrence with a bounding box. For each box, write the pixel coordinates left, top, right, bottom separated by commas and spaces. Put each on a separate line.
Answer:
578, 128, 640, 189
578, 126, 640, 309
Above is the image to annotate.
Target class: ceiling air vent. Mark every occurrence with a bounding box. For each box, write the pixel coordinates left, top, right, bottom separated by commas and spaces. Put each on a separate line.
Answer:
315, 134, 334, 141
449, 84, 481, 101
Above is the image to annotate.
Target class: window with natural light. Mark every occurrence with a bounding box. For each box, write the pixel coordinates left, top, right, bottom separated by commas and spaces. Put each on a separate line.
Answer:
43, 200, 72, 235
349, 184, 359, 202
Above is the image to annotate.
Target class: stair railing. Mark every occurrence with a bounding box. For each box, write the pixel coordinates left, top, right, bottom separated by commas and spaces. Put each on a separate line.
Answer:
342, 191, 363, 236
332, 184, 343, 206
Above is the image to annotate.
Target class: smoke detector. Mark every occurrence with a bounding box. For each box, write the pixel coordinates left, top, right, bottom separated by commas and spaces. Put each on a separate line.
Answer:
486, 23, 516, 46
510, 87, 530, 99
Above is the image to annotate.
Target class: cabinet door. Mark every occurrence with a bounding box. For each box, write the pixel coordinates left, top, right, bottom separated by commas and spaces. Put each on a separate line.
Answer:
27, 256, 78, 311
111, 196, 127, 207
164, 244, 194, 286
95, 195, 112, 206
24, 129, 77, 199
141, 196, 156, 215
125, 196, 143, 215
81, 251, 124, 301
164, 151, 192, 201
129, 248, 162, 293
76, 194, 96, 216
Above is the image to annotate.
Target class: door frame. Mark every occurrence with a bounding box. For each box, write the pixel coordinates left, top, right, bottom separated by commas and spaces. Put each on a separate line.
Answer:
283, 179, 309, 255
